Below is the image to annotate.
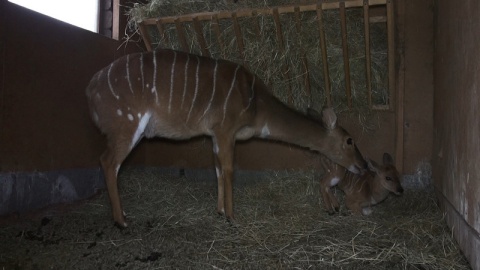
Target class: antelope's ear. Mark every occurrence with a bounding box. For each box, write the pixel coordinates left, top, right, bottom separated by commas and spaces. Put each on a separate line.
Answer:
367, 158, 380, 173
383, 153, 394, 166
321, 107, 337, 130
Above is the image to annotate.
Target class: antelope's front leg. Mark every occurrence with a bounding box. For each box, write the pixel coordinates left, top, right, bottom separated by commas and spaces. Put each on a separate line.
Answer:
212, 136, 235, 221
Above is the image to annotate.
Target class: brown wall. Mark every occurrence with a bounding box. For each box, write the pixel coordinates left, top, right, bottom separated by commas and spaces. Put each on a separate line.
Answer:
0, 2, 142, 172
433, 0, 480, 268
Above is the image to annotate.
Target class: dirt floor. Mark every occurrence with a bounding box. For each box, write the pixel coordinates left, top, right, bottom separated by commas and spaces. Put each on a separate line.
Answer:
0, 167, 471, 269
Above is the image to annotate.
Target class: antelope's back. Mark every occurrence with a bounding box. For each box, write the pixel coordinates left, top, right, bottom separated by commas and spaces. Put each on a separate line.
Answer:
85, 49, 259, 137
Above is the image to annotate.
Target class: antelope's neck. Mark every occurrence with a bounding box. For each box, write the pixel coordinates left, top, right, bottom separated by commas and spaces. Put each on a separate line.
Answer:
255, 94, 328, 151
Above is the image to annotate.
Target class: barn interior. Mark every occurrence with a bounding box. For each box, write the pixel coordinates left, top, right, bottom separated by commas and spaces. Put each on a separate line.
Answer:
0, 0, 478, 269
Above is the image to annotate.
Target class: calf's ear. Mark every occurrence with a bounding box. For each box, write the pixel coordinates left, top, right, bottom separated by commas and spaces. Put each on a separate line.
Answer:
382, 153, 394, 166
321, 107, 337, 130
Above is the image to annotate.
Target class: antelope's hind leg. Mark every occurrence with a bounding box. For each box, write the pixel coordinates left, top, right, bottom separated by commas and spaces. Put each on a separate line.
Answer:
101, 117, 149, 228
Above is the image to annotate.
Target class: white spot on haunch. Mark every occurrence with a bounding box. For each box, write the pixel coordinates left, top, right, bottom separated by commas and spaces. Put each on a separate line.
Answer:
137, 113, 141, 119
117, 109, 123, 116
127, 114, 134, 121
146, 83, 150, 88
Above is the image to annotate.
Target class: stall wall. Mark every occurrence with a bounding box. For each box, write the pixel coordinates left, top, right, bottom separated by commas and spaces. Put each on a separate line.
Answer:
0, 0, 434, 218
433, 1, 480, 268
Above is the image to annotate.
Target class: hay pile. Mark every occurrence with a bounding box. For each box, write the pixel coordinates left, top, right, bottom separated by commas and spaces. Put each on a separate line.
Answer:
0, 167, 470, 269
126, 0, 388, 130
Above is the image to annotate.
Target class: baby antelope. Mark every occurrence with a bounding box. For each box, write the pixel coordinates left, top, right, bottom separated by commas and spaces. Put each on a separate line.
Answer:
320, 153, 404, 215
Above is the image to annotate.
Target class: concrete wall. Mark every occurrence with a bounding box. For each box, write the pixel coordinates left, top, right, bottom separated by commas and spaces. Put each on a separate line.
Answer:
433, 1, 480, 268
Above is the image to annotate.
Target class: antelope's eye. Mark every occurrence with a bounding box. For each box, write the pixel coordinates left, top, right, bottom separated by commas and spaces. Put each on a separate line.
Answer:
347, 138, 353, 145
386, 176, 392, 181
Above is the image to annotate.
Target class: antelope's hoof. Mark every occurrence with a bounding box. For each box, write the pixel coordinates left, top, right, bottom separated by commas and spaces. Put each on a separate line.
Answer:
114, 220, 128, 229
226, 216, 240, 228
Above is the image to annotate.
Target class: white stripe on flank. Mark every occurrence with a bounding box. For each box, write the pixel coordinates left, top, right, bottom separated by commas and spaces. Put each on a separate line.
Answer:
240, 75, 255, 115
181, 54, 190, 109
198, 60, 218, 122
152, 51, 159, 104
140, 53, 145, 92
221, 65, 241, 126
186, 56, 201, 122
126, 55, 134, 95
107, 63, 120, 99
168, 51, 177, 114
130, 112, 152, 151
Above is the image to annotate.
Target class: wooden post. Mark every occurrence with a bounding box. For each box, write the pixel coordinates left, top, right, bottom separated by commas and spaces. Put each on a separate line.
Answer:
138, 22, 153, 51
273, 8, 293, 105
316, 4, 332, 107
232, 12, 247, 65
340, 2, 352, 109
193, 17, 210, 57
294, 6, 312, 104
363, 0, 372, 108
211, 14, 225, 58
155, 20, 171, 49
174, 18, 189, 52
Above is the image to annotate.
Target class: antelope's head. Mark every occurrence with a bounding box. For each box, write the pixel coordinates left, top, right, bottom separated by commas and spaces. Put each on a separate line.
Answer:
368, 153, 404, 195
308, 107, 368, 174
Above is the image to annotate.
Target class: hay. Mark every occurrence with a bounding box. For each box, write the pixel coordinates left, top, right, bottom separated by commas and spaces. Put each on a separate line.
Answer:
0, 167, 470, 269
126, 1, 389, 131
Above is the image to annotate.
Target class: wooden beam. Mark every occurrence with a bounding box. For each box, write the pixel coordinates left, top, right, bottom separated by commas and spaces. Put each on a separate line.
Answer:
340, 2, 352, 109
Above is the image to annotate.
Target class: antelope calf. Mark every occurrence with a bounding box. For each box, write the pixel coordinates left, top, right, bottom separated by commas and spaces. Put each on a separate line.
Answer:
320, 153, 403, 215
86, 49, 367, 227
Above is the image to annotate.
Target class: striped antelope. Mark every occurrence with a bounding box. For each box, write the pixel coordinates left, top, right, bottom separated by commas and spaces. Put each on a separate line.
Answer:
86, 49, 367, 227
319, 153, 403, 215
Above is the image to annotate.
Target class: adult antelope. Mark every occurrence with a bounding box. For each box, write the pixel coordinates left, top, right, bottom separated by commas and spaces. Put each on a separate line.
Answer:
320, 153, 403, 215
86, 49, 367, 227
